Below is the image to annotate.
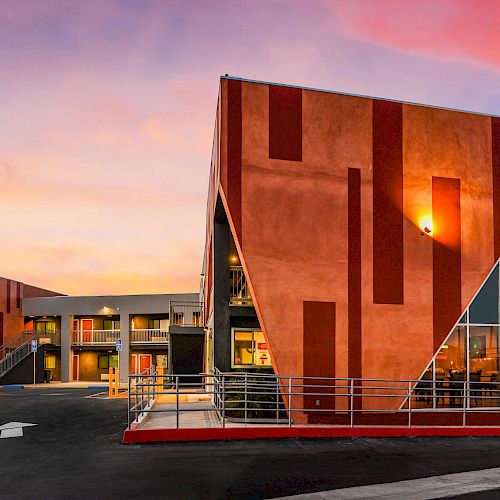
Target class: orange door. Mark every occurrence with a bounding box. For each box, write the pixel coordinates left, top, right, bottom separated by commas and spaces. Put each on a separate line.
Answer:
72, 355, 79, 381
131, 354, 137, 374
81, 319, 93, 343
139, 355, 152, 373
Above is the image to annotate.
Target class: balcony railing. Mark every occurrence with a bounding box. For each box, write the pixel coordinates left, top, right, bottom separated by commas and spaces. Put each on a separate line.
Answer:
169, 301, 204, 327
27, 330, 61, 346
131, 329, 169, 344
72, 329, 120, 346
230, 266, 253, 306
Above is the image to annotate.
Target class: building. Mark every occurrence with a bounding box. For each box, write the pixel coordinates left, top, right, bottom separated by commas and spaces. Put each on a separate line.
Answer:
201, 75, 500, 415
1, 292, 203, 384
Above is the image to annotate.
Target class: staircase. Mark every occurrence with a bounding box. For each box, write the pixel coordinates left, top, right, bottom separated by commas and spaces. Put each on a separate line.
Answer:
0, 331, 59, 380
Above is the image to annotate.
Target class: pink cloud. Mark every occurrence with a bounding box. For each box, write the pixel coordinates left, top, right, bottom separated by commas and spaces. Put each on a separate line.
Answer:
332, 0, 500, 69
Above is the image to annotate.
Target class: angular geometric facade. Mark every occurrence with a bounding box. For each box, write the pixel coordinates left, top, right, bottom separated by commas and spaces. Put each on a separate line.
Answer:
202, 76, 500, 410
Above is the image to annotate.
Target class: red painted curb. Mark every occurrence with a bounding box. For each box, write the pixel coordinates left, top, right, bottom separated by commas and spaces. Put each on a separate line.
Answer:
122, 426, 500, 444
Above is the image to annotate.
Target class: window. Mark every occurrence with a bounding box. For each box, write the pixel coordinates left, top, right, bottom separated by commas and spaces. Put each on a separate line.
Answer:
98, 354, 118, 369
98, 355, 109, 369
44, 354, 56, 370
232, 329, 272, 368
148, 318, 169, 329
35, 321, 56, 334
103, 319, 120, 330
193, 311, 202, 326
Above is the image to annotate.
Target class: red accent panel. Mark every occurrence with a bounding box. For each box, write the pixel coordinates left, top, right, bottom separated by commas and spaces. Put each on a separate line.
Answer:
348, 168, 362, 409
433, 177, 461, 352
269, 85, 302, 162
372, 100, 404, 304
16, 282, 21, 309
492, 117, 500, 260
303, 301, 335, 410
6, 280, 11, 314
0, 312, 3, 345
227, 79, 242, 244
123, 423, 500, 444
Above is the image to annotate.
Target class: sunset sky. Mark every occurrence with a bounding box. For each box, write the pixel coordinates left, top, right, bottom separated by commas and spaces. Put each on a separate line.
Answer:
1, 0, 499, 295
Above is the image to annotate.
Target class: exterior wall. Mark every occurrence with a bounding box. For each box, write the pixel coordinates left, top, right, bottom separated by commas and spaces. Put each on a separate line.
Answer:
204, 77, 499, 410
0, 278, 62, 345
76, 351, 109, 382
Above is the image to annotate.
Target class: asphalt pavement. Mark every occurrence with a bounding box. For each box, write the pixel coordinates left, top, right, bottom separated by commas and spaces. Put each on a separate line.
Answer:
1, 388, 500, 499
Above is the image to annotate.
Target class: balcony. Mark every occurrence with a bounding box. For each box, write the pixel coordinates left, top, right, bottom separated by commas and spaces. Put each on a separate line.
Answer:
72, 329, 120, 346
169, 301, 204, 327
24, 329, 61, 346
130, 329, 169, 344
230, 266, 253, 306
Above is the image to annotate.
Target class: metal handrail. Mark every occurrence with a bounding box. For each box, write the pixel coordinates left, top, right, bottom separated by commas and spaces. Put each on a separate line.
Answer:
130, 329, 169, 343
126, 371, 500, 430
71, 329, 120, 345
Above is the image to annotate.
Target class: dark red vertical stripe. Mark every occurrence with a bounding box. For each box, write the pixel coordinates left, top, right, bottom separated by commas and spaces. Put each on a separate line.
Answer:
6, 280, 11, 314
492, 117, 500, 260
269, 85, 302, 162
433, 177, 461, 352
16, 281, 21, 309
0, 312, 3, 345
348, 168, 362, 381
372, 100, 404, 304
227, 79, 242, 244
303, 301, 335, 410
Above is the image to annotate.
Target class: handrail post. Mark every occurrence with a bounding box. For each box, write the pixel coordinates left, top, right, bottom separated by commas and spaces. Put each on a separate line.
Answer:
222, 375, 226, 428
350, 379, 354, 428
408, 381, 412, 428
463, 381, 467, 428
176, 376, 179, 429
288, 377, 292, 427
127, 376, 131, 429
276, 377, 279, 422
244, 372, 248, 422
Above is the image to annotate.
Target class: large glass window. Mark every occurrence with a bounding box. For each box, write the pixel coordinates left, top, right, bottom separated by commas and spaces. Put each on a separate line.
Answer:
232, 329, 272, 368
103, 319, 120, 330
414, 263, 500, 408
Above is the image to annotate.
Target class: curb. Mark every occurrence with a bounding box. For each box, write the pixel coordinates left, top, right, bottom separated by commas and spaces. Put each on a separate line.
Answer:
123, 426, 500, 444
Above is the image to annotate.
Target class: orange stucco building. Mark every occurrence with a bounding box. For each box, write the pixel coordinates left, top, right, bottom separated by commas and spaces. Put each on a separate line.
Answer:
201, 76, 500, 414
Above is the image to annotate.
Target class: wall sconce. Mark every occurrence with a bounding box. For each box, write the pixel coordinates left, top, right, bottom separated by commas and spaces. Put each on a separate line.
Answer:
230, 255, 238, 263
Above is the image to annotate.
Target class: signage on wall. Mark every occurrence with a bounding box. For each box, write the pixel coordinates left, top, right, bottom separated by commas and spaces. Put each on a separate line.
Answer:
31, 340, 38, 353
115, 339, 122, 352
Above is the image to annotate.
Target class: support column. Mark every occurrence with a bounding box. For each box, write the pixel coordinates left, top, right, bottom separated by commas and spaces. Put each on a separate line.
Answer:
119, 311, 130, 383
60, 314, 72, 382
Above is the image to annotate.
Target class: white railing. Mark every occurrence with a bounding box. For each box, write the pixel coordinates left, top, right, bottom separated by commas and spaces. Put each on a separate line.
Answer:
127, 371, 500, 430
230, 266, 253, 306
169, 301, 204, 327
130, 329, 169, 343
71, 329, 120, 345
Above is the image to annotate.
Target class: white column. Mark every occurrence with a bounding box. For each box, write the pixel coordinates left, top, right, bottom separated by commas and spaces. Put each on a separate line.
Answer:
60, 314, 73, 382
119, 311, 130, 383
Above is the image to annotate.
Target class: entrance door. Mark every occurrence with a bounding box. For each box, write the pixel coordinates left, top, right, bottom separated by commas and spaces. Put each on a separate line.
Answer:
72, 355, 79, 381
81, 319, 93, 343
139, 354, 152, 373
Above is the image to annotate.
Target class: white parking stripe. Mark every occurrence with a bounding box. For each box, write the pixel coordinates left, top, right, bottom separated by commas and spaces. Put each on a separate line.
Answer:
277, 467, 500, 499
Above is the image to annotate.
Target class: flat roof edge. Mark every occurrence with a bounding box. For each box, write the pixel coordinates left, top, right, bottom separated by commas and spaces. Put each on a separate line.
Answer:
220, 75, 500, 120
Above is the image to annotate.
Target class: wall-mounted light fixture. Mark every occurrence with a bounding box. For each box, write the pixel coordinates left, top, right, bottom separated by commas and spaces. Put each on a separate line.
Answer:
230, 255, 238, 263
419, 215, 433, 236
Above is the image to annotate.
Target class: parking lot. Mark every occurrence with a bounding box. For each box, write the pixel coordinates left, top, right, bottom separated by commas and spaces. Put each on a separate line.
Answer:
2, 388, 500, 498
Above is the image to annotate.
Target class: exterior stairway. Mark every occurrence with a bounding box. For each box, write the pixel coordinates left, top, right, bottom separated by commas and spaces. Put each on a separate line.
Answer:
0, 331, 59, 380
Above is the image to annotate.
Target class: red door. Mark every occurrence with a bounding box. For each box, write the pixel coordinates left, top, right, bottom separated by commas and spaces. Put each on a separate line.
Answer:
81, 319, 93, 343
139, 355, 152, 373
131, 355, 137, 374
72, 355, 79, 381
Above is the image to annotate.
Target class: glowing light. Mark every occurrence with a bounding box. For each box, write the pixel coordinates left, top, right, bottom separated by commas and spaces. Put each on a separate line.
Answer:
419, 214, 433, 235
230, 256, 238, 263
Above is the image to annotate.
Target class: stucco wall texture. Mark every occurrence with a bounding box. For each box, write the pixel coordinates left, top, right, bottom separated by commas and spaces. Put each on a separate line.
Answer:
204, 77, 500, 409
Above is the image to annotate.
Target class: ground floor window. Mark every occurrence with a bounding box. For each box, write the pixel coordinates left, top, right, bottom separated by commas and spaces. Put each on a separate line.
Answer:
98, 354, 118, 369
232, 328, 271, 368
44, 354, 56, 369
